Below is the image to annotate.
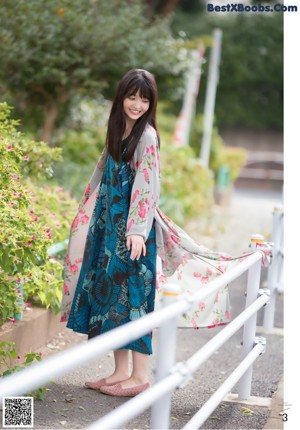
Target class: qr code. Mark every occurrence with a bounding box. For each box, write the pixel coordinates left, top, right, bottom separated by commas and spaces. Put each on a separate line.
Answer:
2, 397, 34, 428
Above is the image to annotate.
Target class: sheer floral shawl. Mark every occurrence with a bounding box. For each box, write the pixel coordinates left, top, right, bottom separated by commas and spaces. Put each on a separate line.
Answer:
61, 125, 257, 328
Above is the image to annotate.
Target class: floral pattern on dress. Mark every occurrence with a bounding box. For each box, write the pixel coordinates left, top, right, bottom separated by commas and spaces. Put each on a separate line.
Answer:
61, 124, 265, 329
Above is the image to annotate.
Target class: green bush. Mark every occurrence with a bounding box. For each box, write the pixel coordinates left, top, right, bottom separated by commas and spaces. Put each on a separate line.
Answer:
0, 103, 76, 326
0, 340, 47, 400
160, 143, 214, 225
190, 113, 247, 183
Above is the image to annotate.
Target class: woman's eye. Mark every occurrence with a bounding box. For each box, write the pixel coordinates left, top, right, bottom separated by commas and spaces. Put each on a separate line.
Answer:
142, 99, 150, 103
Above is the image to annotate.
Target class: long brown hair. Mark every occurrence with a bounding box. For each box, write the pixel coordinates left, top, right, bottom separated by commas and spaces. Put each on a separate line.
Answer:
105, 69, 160, 162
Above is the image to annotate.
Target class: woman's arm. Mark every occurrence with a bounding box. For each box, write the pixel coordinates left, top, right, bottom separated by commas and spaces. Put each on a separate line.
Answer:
125, 126, 160, 246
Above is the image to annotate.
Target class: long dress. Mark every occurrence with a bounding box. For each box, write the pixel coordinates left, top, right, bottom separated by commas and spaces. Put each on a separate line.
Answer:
66, 137, 157, 355
61, 124, 265, 347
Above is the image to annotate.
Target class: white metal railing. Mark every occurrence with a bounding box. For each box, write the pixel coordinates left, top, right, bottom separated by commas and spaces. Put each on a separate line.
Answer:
0, 238, 271, 430
263, 205, 284, 330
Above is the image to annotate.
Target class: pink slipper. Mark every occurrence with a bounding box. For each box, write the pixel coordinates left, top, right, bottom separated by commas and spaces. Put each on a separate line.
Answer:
100, 382, 150, 397
85, 378, 123, 390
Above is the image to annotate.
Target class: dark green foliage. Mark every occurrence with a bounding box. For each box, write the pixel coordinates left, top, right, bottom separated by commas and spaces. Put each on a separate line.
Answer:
0, 0, 188, 140
171, 7, 283, 129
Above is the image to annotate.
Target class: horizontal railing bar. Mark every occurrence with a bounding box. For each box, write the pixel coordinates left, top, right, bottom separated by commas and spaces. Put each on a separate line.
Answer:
186, 293, 269, 374
0, 251, 262, 400
183, 343, 265, 430
0, 299, 189, 399
86, 292, 269, 430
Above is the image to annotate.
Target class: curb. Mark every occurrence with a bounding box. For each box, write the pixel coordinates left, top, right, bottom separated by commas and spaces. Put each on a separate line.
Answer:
263, 375, 284, 429
0, 307, 62, 358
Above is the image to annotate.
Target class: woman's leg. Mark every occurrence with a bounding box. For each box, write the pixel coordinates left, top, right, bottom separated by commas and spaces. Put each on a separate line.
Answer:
106, 349, 130, 383
118, 350, 149, 388
85, 349, 130, 387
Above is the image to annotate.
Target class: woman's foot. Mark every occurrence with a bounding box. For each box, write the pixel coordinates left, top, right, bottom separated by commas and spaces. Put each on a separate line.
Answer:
100, 382, 150, 397
114, 376, 149, 389
85, 373, 129, 390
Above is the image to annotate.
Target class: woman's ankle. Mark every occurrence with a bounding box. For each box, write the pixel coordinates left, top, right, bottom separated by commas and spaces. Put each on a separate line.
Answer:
106, 371, 130, 382
129, 375, 149, 385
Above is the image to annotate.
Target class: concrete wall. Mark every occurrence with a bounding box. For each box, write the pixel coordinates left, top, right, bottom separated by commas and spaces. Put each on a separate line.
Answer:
219, 127, 283, 152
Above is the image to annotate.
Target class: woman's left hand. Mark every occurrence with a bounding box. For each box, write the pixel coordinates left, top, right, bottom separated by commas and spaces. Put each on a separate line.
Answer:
126, 235, 146, 260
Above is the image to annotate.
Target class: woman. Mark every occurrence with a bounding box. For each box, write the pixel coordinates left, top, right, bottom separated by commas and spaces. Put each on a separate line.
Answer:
61, 69, 250, 397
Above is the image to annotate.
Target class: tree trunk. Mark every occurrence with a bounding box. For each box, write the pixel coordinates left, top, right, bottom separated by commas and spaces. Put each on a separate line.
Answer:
41, 89, 68, 144
42, 102, 59, 144
145, 0, 181, 18
157, 0, 181, 16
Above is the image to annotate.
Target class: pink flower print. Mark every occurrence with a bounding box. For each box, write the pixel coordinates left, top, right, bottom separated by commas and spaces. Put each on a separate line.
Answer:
84, 183, 91, 196
198, 301, 206, 310
79, 215, 89, 224
170, 234, 180, 244
66, 253, 71, 264
72, 215, 79, 229
217, 264, 226, 273
182, 255, 188, 265
208, 324, 216, 329
63, 284, 69, 295
193, 272, 202, 279
142, 168, 150, 184
191, 318, 198, 329
75, 258, 83, 264
149, 145, 155, 156
158, 273, 168, 284
69, 264, 79, 274
83, 183, 91, 204
127, 219, 135, 231
214, 291, 219, 303
166, 240, 173, 251
225, 310, 231, 320
138, 201, 147, 219
163, 259, 168, 268
132, 189, 140, 203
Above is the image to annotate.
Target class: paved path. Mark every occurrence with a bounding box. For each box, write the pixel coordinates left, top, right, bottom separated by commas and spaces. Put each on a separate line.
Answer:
31, 187, 284, 429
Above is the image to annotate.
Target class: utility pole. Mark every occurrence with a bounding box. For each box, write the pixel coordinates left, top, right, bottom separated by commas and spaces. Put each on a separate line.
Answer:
200, 28, 222, 167
173, 44, 205, 147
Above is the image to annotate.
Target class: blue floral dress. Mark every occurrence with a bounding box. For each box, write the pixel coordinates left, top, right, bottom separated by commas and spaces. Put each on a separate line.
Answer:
66, 139, 157, 355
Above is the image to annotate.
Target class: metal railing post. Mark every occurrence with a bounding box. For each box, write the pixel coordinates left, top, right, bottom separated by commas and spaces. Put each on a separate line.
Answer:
263, 205, 284, 330
238, 235, 263, 400
150, 283, 181, 430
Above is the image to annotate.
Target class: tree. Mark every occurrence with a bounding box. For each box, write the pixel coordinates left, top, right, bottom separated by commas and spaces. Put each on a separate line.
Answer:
0, 0, 188, 142
145, 0, 182, 17
171, 7, 283, 129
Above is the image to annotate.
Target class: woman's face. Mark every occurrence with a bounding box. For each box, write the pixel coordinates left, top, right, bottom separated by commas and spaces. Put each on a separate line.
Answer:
123, 90, 150, 126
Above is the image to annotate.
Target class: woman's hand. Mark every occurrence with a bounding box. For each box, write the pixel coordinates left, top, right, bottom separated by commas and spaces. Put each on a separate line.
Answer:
126, 235, 146, 260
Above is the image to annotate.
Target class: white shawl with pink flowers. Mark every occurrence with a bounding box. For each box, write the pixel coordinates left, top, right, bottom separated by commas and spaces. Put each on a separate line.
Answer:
61, 125, 255, 328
